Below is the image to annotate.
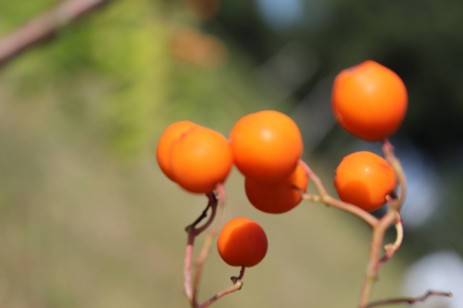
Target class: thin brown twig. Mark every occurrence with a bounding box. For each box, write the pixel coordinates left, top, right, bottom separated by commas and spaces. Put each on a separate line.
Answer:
192, 231, 217, 305
358, 209, 399, 308
184, 192, 219, 306
358, 140, 408, 307
365, 290, 452, 307
300, 140, 410, 308
0, 0, 110, 68
199, 267, 246, 308
184, 184, 236, 308
379, 215, 403, 265
192, 188, 226, 305
230, 266, 246, 284
185, 229, 196, 303
382, 139, 407, 211
300, 160, 378, 227
199, 281, 243, 308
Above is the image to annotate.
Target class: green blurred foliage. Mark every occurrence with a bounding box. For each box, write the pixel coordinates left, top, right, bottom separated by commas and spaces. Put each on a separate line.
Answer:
1, 0, 277, 160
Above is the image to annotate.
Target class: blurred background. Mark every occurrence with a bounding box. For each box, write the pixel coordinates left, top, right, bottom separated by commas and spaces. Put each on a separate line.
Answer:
0, 0, 462, 307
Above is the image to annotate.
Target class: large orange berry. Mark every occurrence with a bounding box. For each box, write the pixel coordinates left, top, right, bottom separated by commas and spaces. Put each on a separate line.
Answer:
245, 160, 308, 214
230, 110, 303, 183
332, 60, 408, 141
334, 151, 396, 212
217, 217, 268, 267
156, 122, 233, 193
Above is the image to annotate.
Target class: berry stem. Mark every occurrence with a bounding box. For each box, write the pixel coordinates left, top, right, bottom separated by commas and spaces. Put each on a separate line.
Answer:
364, 290, 452, 307
382, 139, 407, 211
231, 266, 246, 283
185, 231, 195, 304
192, 188, 226, 304
192, 230, 217, 305
379, 215, 403, 265
199, 267, 246, 308
322, 195, 379, 228
300, 153, 409, 307
299, 160, 328, 197
358, 209, 398, 308
357, 140, 410, 307
184, 185, 225, 307
301, 160, 378, 227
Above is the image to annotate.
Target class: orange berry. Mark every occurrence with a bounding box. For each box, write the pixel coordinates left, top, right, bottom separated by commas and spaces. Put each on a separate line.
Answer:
334, 151, 396, 212
156, 121, 198, 181
217, 217, 268, 267
230, 110, 303, 183
245, 160, 308, 214
332, 60, 408, 141
156, 122, 233, 194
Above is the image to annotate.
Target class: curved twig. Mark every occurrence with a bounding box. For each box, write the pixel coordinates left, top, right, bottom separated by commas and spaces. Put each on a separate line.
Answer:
0, 0, 110, 68
366, 290, 452, 307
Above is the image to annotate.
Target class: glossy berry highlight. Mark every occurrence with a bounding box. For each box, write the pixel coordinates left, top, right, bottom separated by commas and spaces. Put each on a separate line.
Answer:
217, 217, 268, 267
332, 60, 408, 141
230, 110, 303, 183
334, 151, 396, 212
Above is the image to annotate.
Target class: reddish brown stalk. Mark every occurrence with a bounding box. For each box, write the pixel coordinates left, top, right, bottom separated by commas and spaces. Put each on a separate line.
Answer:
365, 290, 452, 307
358, 209, 399, 308
379, 215, 403, 265
184, 192, 219, 306
357, 140, 407, 307
184, 184, 242, 308
0, 0, 110, 68
199, 266, 246, 308
382, 139, 407, 211
300, 160, 378, 227
299, 140, 411, 308
191, 186, 226, 305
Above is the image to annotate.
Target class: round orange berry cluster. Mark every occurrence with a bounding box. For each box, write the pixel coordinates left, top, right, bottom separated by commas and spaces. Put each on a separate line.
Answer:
331, 60, 407, 212
156, 59, 407, 270
156, 110, 307, 267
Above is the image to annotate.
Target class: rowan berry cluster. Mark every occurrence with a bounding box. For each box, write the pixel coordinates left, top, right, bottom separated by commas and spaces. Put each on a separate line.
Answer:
156, 60, 450, 307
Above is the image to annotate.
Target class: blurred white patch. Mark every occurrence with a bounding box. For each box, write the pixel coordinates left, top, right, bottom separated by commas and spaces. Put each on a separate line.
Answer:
399, 149, 441, 229
403, 251, 463, 308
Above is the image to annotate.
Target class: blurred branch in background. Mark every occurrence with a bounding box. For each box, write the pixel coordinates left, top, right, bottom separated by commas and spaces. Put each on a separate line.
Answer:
0, 0, 110, 69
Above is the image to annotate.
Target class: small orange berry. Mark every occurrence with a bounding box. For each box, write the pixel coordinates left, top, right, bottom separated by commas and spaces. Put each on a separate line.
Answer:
332, 60, 408, 141
217, 217, 268, 267
334, 151, 396, 212
156, 122, 233, 194
230, 110, 303, 183
245, 160, 308, 214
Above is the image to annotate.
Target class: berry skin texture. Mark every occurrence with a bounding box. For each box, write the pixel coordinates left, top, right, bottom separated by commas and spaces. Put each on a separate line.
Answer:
245, 160, 308, 214
230, 110, 303, 183
156, 122, 233, 194
334, 151, 396, 212
332, 60, 408, 141
217, 217, 268, 267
